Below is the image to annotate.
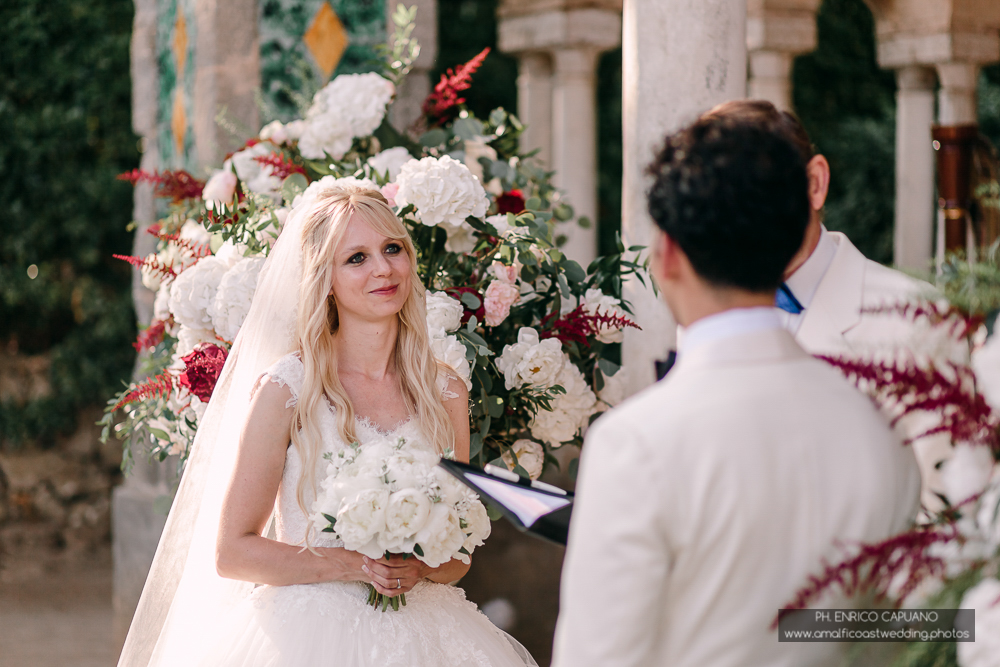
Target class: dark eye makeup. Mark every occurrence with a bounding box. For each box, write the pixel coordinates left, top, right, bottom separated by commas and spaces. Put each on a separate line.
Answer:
345, 242, 402, 265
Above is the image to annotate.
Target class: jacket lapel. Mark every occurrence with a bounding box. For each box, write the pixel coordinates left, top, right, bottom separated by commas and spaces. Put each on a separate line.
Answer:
795, 232, 866, 354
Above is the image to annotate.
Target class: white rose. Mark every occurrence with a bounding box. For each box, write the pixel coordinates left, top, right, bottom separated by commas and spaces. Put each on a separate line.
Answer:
502, 439, 545, 480
459, 499, 491, 559
381, 489, 432, 545
462, 138, 497, 182
529, 359, 598, 447
210, 257, 266, 342
230, 143, 281, 199
335, 488, 390, 558
958, 578, 1000, 667
259, 120, 288, 145
430, 333, 472, 390
426, 291, 464, 333
202, 169, 237, 206
292, 175, 379, 210
580, 288, 626, 343
167, 256, 230, 330
496, 327, 565, 390
394, 155, 489, 228
172, 326, 217, 361
942, 443, 995, 506
413, 503, 466, 568
486, 214, 510, 237
298, 73, 394, 160
367, 147, 414, 181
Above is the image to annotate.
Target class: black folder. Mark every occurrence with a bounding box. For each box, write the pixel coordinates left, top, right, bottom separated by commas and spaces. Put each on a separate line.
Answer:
437, 459, 574, 545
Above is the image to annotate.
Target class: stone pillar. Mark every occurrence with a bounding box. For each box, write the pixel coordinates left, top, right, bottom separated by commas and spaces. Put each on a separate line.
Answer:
516, 52, 553, 165
745, 1, 820, 110
193, 0, 261, 166
893, 65, 937, 271
552, 47, 600, 265
937, 61, 980, 125
388, 0, 438, 133
621, 0, 747, 395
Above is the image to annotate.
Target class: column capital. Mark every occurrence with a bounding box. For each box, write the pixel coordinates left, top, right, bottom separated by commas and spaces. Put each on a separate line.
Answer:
895, 64, 936, 91
552, 46, 602, 79
498, 8, 621, 55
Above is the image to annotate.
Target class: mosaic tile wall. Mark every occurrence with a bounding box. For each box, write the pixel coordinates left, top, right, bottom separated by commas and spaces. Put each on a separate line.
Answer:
156, 0, 196, 170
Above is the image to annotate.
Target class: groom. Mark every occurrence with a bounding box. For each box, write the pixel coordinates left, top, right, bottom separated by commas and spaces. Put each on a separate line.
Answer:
552, 117, 921, 666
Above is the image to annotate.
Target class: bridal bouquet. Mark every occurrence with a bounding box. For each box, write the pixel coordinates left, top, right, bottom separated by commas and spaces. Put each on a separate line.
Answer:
312, 436, 490, 611
101, 5, 646, 481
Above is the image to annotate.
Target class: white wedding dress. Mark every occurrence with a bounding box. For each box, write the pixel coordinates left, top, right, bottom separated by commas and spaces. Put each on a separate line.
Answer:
196, 353, 538, 667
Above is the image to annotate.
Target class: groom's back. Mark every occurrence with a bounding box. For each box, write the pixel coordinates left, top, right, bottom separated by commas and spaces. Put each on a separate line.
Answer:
556, 328, 920, 667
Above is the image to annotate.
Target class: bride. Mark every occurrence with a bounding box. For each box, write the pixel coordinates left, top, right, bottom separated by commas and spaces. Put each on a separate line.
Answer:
117, 186, 537, 666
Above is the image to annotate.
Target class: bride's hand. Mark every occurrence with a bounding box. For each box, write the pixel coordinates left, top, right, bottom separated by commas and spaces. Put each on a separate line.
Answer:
361, 554, 430, 597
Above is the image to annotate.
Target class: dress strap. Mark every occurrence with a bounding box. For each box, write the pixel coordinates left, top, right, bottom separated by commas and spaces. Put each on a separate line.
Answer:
256, 352, 305, 408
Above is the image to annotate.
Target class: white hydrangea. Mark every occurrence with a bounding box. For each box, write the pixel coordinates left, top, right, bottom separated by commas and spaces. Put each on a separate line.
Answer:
502, 439, 545, 480
367, 146, 414, 181
172, 326, 217, 362
495, 327, 564, 390
430, 333, 472, 390
229, 143, 281, 199
444, 222, 478, 254
426, 291, 463, 333
259, 120, 289, 145
167, 256, 230, 330
210, 257, 266, 342
298, 73, 395, 160
214, 239, 251, 268
580, 288, 627, 343
958, 578, 1000, 667
394, 155, 489, 228
292, 175, 379, 210
202, 169, 237, 207
153, 284, 172, 324
529, 359, 598, 447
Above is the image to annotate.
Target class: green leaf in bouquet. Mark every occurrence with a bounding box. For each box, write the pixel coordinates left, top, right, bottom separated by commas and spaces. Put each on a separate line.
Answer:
488, 107, 507, 127
413, 544, 425, 557
548, 248, 564, 263
561, 259, 586, 284
479, 414, 492, 438
452, 117, 485, 141
420, 128, 449, 147
524, 196, 542, 211
568, 456, 580, 481
470, 433, 484, 459
484, 500, 503, 521
553, 203, 574, 221
597, 358, 621, 377
557, 273, 572, 298
466, 315, 478, 331
487, 395, 504, 419
512, 464, 531, 479
474, 365, 493, 393
460, 292, 482, 310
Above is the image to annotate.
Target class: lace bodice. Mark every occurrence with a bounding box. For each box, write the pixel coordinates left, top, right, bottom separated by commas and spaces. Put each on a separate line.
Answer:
261, 353, 453, 549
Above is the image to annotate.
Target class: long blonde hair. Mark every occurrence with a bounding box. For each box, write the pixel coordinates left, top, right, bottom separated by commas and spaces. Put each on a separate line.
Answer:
291, 186, 456, 520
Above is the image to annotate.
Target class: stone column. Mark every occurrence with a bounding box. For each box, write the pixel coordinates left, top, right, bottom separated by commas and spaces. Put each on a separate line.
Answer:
388, 0, 438, 133
516, 52, 553, 165
621, 0, 747, 395
937, 61, 980, 125
552, 47, 600, 265
893, 65, 937, 271
748, 51, 794, 110
745, 1, 820, 111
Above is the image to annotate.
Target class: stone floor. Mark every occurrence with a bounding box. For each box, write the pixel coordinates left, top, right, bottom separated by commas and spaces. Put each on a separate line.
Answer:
0, 548, 116, 667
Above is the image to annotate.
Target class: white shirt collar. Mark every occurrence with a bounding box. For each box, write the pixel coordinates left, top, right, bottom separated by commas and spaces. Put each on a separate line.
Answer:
678, 307, 782, 357
784, 226, 837, 311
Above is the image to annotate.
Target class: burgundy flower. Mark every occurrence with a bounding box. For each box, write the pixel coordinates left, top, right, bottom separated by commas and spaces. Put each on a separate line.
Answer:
496, 190, 525, 215
179, 343, 228, 402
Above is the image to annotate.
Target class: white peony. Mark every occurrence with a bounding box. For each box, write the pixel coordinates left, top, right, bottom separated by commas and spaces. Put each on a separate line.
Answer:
413, 503, 466, 568
292, 175, 379, 210
529, 359, 598, 447
462, 138, 497, 182
459, 497, 491, 558
210, 257, 266, 342
958, 578, 1000, 667
229, 143, 281, 199
168, 256, 230, 330
367, 147, 414, 181
298, 73, 395, 160
394, 155, 489, 228
580, 288, 627, 343
430, 333, 472, 390
496, 327, 565, 390
942, 443, 995, 506
379, 489, 432, 551
202, 169, 237, 207
502, 439, 545, 480
335, 488, 390, 558
426, 291, 464, 333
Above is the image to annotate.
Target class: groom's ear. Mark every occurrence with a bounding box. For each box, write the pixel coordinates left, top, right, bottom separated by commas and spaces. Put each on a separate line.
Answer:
650, 229, 684, 288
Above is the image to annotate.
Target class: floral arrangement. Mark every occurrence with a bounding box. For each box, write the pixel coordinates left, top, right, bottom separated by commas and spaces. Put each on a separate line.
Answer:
101, 6, 646, 484
779, 302, 1000, 666
313, 434, 490, 611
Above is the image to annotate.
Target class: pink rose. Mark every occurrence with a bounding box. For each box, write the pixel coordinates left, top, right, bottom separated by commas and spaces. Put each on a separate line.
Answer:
490, 261, 519, 284
381, 182, 399, 208
483, 280, 520, 327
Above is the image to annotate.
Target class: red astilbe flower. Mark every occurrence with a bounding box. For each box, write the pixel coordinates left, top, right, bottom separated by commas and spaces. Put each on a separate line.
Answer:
113, 253, 177, 281
540, 305, 641, 347
421, 47, 490, 127
118, 169, 206, 203
113, 371, 176, 412
147, 227, 212, 260
774, 526, 960, 629
819, 355, 1000, 451
178, 343, 228, 402
133, 319, 167, 353
495, 190, 525, 215
253, 152, 306, 180
864, 301, 985, 344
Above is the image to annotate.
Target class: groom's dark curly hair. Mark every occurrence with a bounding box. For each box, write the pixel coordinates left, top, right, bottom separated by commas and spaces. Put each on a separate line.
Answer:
646, 116, 810, 292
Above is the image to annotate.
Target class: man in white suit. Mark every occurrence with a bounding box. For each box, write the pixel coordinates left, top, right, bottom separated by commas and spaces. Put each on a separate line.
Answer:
553, 117, 921, 667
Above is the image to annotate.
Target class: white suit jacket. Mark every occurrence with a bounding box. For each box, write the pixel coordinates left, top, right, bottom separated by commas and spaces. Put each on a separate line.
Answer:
553, 327, 921, 667
794, 232, 964, 509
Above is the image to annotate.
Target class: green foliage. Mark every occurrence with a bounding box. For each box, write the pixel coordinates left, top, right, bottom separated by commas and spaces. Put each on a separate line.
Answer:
597, 48, 623, 259
0, 0, 139, 446
980, 64, 1000, 154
